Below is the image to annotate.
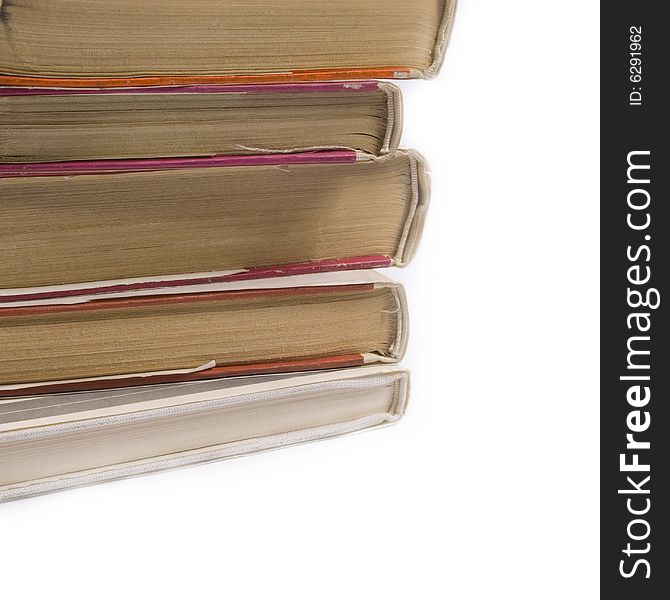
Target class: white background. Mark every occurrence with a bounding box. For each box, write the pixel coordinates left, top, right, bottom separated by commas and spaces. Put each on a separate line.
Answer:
1, 2, 599, 598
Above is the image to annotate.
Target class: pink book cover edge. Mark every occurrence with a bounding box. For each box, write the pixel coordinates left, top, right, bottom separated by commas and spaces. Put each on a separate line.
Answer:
0, 81, 382, 97
0, 150, 358, 177
0, 256, 394, 304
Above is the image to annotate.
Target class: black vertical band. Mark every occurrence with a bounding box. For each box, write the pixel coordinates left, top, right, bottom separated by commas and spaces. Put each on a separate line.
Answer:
601, 4, 669, 595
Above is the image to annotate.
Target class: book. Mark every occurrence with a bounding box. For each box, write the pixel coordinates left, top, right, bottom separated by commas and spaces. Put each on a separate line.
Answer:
0, 0, 457, 87
0, 270, 408, 397
0, 150, 429, 297
0, 81, 402, 163
0, 364, 409, 501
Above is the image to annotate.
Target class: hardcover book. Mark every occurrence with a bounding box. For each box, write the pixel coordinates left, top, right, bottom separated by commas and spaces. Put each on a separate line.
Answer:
0, 150, 429, 299
0, 0, 457, 86
0, 270, 408, 397
0, 365, 409, 501
0, 82, 402, 163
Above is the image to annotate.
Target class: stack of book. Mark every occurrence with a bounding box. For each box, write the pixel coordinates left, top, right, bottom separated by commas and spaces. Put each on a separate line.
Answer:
0, 0, 456, 500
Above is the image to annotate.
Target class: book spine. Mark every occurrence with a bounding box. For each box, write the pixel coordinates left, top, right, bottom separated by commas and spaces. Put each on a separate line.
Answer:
378, 82, 403, 155
422, 0, 459, 78
392, 150, 431, 266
